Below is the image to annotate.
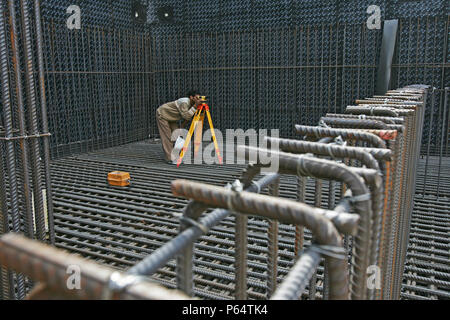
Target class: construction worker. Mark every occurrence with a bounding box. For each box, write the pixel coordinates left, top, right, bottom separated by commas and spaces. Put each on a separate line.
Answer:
156, 91, 202, 163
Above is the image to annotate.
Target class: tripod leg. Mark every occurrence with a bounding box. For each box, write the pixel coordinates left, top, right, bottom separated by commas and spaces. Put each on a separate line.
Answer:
177, 111, 201, 167
194, 113, 204, 159
206, 110, 223, 164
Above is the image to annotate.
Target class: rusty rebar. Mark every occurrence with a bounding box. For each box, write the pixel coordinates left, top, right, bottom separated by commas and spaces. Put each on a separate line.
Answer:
295, 125, 387, 149
320, 117, 389, 130
266, 137, 392, 165
237, 146, 372, 299
0, 234, 190, 300
171, 180, 350, 300
346, 106, 399, 117
271, 249, 322, 300
325, 113, 404, 125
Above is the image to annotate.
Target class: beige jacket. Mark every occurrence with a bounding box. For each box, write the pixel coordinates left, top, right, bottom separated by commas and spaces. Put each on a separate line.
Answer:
157, 98, 196, 122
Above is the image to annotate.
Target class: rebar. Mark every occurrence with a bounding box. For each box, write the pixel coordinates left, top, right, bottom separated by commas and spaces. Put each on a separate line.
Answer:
33, 0, 55, 245
171, 179, 349, 300
238, 145, 373, 299
295, 125, 387, 149
19, 0, 46, 241
320, 117, 389, 130
265, 135, 386, 298
271, 249, 321, 300
0, 0, 444, 300
0, 234, 190, 300
0, 0, 26, 299
347, 106, 400, 117
8, 0, 34, 240
127, 173, 280, 277
266, 177, 280, 298
325, 114, 404, 125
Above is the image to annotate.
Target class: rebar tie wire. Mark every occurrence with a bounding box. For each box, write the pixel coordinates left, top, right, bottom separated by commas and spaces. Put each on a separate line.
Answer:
225, 180, 244, 213
251, 181, 262, 194
334, 136, 346, 146
179, 216, 208, 235
330, 137, 347, 161
102, 272, 149, 300
0, 133, 51, 141
319, 120, 330, 128
296, 155, 310, 177
347, 193, 372, 204
309, 244, 347, 260
171, 179, 350, 300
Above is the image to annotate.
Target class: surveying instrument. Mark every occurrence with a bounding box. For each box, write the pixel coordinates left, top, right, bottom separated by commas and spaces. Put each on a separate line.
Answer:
176, 96, 223, 167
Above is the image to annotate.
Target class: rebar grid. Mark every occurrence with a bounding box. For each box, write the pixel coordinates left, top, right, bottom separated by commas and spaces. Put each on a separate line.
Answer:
0, 0, 447, 301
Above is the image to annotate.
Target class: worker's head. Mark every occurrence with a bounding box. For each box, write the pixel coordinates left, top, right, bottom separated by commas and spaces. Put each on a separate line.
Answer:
188, 90, 202, 106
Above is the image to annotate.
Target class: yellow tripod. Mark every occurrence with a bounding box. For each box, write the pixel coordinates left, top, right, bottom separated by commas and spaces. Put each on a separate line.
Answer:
176, 99, 223, 167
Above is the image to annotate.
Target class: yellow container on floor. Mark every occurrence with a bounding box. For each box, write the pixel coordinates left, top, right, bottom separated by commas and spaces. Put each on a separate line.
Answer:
108, 171, 131, 187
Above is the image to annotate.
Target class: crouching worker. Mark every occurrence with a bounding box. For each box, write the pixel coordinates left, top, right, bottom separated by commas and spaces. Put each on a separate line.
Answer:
156, 91, 202, 163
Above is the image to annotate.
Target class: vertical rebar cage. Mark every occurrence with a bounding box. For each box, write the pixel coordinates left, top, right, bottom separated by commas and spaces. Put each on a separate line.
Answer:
0, 0, 56, 299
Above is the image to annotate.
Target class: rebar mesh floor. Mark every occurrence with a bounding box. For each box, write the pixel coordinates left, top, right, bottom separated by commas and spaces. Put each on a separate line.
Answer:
50, 141, 450, 300
401, 156, 450, 300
